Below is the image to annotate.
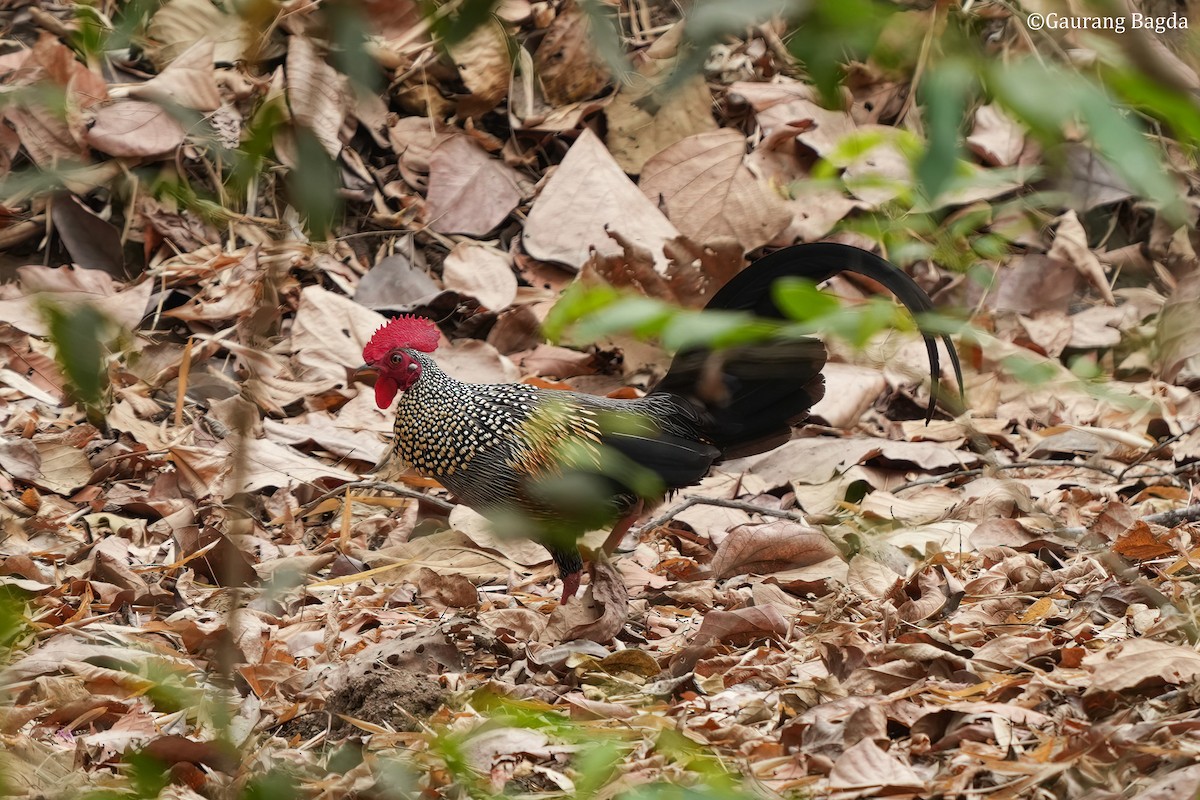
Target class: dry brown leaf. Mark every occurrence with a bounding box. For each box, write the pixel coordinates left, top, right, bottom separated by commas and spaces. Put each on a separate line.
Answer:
49, 194, 125, 276
1, 36, 103, 167
0, 439, 91, 496
426, 136, 526, 235
809, 363, 886, 428
524, 129, 679, 271
1113, 520, 1176, 560
640, 129, 791, 252
1048, 210, 1116, 305
542, 557, 628, 643
263, 415, 386, 464
124, 39, 221, 111
388, 116, 441, 189
440, 243, 518, 311
605, 52, 717, 174
285, 36, 347, 158
534, 1, 610, 105
84, 100, 186, 158
1084, 639, 1200, 694
416, 567, 479, 609
514, 344, 594, 380
447, 20, 511, 116
145, 0, 253, 68
966, 104, 1025, 167
828, 738, 923, 793
989, 254, 1079, 315
478, 608, 547, 640
1158, 269, 1200, 384
711, 521, 840, 580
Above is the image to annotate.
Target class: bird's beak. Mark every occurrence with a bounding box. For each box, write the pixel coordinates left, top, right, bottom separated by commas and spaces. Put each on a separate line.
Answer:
353, 363, 378, 384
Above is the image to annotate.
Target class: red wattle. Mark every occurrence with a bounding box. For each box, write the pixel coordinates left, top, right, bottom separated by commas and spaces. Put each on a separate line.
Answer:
374, 376, 399, 409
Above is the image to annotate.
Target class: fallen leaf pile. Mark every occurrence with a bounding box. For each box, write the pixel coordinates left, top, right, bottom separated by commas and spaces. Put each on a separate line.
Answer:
2, 0, 1200, 798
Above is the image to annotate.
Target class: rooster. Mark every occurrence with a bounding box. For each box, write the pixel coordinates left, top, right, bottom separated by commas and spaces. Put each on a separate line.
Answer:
360, 243, 963, 601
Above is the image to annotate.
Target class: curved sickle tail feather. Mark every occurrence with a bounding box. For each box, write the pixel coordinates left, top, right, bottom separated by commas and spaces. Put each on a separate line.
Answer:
655, 242, 965, 459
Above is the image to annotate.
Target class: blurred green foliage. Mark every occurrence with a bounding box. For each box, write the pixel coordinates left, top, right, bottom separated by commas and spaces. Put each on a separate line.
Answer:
38, 301, 113, 425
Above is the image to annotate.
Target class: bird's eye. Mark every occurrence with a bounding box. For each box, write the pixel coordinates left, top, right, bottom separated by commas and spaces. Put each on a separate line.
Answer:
390, 353, 402, 364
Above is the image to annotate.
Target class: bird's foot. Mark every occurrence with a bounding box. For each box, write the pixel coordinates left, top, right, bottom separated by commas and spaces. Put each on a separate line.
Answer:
560, 570, 582, 604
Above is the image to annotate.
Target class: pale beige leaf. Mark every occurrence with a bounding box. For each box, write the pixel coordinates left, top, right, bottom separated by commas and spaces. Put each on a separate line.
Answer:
606, 58, 717, 174
809, 363, 886, 428
125, 39, 221, 111
966, 103, 1025, 167
447, 21, 511, 113
640, 129, 790, 252
842, 127, 911, 207
524, 129, 679, 271
442, 244, 518, 311
846, 555, 900, 601
291, 285, 389, 381
829, 738, 923, 792
227, 436, 357, 494
286, 36, 346, 158
427, 137, 525, 235
83, 100, 186, 158
146, 0, 251, 68
1084, 639, 1200, 694
1048, 210, 1115, 305
478, 608, 547, 639
451, 505, 551, 567
1158, 269, 1200, 384
1131, 763, 1200, 800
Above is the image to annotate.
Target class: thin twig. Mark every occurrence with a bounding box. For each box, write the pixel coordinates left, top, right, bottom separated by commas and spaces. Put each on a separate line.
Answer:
298, 480, 455, 517
894, 460, 1121, 492
637, 496, 818, 533
1144, 504, 1200, 528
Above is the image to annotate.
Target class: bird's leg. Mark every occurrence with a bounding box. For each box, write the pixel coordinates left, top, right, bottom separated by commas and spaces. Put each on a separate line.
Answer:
560, 570, 581, 605
601, 499, 644, 555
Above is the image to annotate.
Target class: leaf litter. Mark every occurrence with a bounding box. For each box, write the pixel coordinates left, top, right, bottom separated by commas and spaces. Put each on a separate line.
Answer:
0, 3, 1199, 799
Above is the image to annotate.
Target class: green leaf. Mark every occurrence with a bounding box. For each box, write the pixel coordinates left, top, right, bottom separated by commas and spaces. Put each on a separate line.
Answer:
916, 63, 976, 201
1001, 354, 1059, 386
771, 278, 841, 322
660, 310, 773, 352
542, 281, 622, 342
989, 59, 1183, 221
570, 296, 674, 343
39, 301, 108, 412
288, 128, 341, 240
788, 0, 896, 105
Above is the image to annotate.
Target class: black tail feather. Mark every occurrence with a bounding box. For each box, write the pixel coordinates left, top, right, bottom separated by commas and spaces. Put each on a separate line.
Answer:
656, 243, 964, 457
702, 242, 963, 422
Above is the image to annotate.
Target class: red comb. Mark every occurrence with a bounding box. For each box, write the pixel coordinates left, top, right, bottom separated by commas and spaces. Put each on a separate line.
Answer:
363, 315, 440, 362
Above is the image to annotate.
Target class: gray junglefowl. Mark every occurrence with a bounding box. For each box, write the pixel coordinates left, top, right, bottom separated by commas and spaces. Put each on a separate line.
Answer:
360, 243, 963, 602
